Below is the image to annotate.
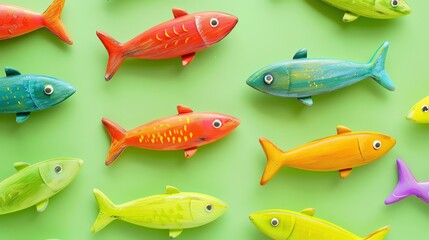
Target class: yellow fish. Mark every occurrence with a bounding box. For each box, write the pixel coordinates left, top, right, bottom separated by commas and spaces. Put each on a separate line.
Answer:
406, 96, 429, 123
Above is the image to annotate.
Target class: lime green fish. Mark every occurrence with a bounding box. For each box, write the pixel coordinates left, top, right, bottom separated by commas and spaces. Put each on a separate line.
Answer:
91, 186, 228, 238
322, 0, 411, 22
406, 96, 429, 123
250, 209, 390, 240
0, 158, 83, 214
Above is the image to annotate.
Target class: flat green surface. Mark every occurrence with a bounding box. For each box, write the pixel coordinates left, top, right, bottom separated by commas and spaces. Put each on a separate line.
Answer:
0, 0, 427, 239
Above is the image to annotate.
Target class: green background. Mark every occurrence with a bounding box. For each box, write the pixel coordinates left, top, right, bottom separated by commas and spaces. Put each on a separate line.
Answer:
0, 0, 427, 239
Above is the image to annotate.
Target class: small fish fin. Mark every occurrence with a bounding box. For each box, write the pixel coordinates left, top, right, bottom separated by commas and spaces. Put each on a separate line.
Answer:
336, 125, 352, 134
16, 112, 30, 123
172, 8, 188, 18
96, 31, 125, 81
259, 137, 285, 185
101, 118, 128, 166
166, 185, 181, 194
91, 189, 118, 233
300, 208, 315, 216
339, 168, 353, 179
363, 226, 391, 240
369, 41, 395, 91
297, 97, 313, 106
14, 162, 30, 171
5, 67, 21, 76
384, 159, 416, 205
343, 12, 359, 22
169, 229, 183, 238
293, 48, 307, 59
177, 105, 193, 114
182, 52, 196, 66
184, 147, 198, 158
36, 199, 49, 212
42, 0, 73, 44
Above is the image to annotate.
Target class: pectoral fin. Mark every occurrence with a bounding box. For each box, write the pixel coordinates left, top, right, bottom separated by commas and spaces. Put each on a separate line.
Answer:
36, 199, 49, 212
297, 97, 313, 106
343, 12, 359, 22
300, 208, 315, 216
184, 147, 198, 158
182, 52, 196, 66
16, 112, 30, 123
14, 162, 30, 171
339, 168, 353, 179
169, 229, 183, 238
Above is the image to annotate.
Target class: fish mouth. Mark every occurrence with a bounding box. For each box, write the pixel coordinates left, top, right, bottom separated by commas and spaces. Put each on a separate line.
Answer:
249, 215, 254, 221
406, 110, 415, 121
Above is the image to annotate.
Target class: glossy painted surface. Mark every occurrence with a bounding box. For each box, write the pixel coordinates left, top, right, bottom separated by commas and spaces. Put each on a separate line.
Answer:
385, 159, 429, 205
259, 126, 396, 185
0, 158, 83, 215
96, 8, 238, 80
246, 42, 395, 106
91, 186, 228, 238
0, 67, 76, 123
406, 96, 429, 123
321, 0, 411, 22
102, 105, 239, 165
250, 209, 390, 240
0, 0, 72, 44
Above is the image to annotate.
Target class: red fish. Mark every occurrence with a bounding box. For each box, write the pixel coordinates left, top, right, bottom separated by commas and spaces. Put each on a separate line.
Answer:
0, 0, 72, 44
96, 8, 238, 81
102, 105, 240, 166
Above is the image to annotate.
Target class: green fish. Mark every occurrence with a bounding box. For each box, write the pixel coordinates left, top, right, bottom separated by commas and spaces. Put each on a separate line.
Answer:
0, 158, 83, 214
91, 186, 228, 238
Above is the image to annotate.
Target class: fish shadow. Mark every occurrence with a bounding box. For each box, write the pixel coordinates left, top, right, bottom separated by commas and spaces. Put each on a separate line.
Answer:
0, 29, 70, 53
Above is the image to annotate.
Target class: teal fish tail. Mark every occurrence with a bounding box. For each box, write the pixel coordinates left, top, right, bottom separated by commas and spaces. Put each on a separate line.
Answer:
368, 41, 395, 91
91, 189, 118, 233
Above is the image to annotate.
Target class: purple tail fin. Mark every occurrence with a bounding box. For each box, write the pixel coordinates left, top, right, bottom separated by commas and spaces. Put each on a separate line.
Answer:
384, 159, 417, 205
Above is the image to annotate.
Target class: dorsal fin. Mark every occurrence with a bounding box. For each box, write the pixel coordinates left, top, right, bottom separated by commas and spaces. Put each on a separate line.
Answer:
172, 8, 188, 18
300, 208, 315, 216
177, 105, 193, 114
293, 49, 307, 59
5, 67, 21, 76
336, 126, 352, 134
14, 162, 30, 171
166, 185, 181, 194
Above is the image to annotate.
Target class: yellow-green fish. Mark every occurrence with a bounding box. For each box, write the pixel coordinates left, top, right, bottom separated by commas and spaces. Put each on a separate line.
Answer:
406, 96, 429, 123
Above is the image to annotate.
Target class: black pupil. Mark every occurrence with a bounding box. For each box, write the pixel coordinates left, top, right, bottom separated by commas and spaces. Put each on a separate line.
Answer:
206, 205, 212, 211
272, 220, 278, 225
423, 106, 429, 112
393, 0, 398, 5
375, 142, 380, 148
211, 19, 218, 26
45, 87, 52, 93
55, 166, 61, 173
266, 75, 272, 81
214, 121, 220, 127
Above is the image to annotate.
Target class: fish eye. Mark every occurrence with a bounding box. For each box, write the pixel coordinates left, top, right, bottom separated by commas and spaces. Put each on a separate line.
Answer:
54, 165, 62, 174
44, 85, 54, 95
205, 204, 213, 212
212, 119, 222, 128
391, 0, 399, 7
271, 218, 279, 227
264, 74, 274, 85
373, 140, 381, 150
210, 18, 219, 28
422, 105, 429, 113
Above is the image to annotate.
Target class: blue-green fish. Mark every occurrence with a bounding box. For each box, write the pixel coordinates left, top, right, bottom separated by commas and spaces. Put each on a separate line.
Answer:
0, 67, 76, 123
246, 41, 395, 106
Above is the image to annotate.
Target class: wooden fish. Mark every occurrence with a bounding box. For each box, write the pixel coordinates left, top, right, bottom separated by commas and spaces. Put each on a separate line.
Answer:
102, 105, 240, 165
91, 186, 228, 238
0, 67, 76, 123
321, 0, 411, 22
0, 0, 72, 44
246, 42, 394, 106
259, 126, 396, 185
250, 209, 390, 240
96, 8, 238, 80
0, 158, 83, 215
406, 96, 429, 123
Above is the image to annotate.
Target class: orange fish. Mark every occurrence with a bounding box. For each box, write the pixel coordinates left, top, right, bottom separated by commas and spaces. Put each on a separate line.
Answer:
102, 105, 240, 166
0, 0, 72, 44
259, 126, 396, 185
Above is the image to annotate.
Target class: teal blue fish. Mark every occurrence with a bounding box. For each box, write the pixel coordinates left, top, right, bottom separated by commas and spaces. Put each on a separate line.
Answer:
0, 67, 76, 123
246, 41, 395, 106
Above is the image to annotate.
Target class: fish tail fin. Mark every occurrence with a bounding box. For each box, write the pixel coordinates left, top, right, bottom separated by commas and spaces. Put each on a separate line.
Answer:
96, 31, 125, 81
368, 41, 395, 91
91, 189, 118, 233
384, 159, 417, 205
101, 118, 127, 166
363, 226, 391, 240
42, 0, 73, 45
259, 137, 285, 185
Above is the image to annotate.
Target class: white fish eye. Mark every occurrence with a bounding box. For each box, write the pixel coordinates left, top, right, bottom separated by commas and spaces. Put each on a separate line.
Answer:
205, 204, 213, 212
212, 119, 222, 128
373, 140, 382, 150
44, 85, 54, 95
271, 218, 279, 227
210, 18, 219, 27
54, 165, 62, 174
422, 105, 429, 113
391, 0, 399, 7
264, 74, 274, 85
